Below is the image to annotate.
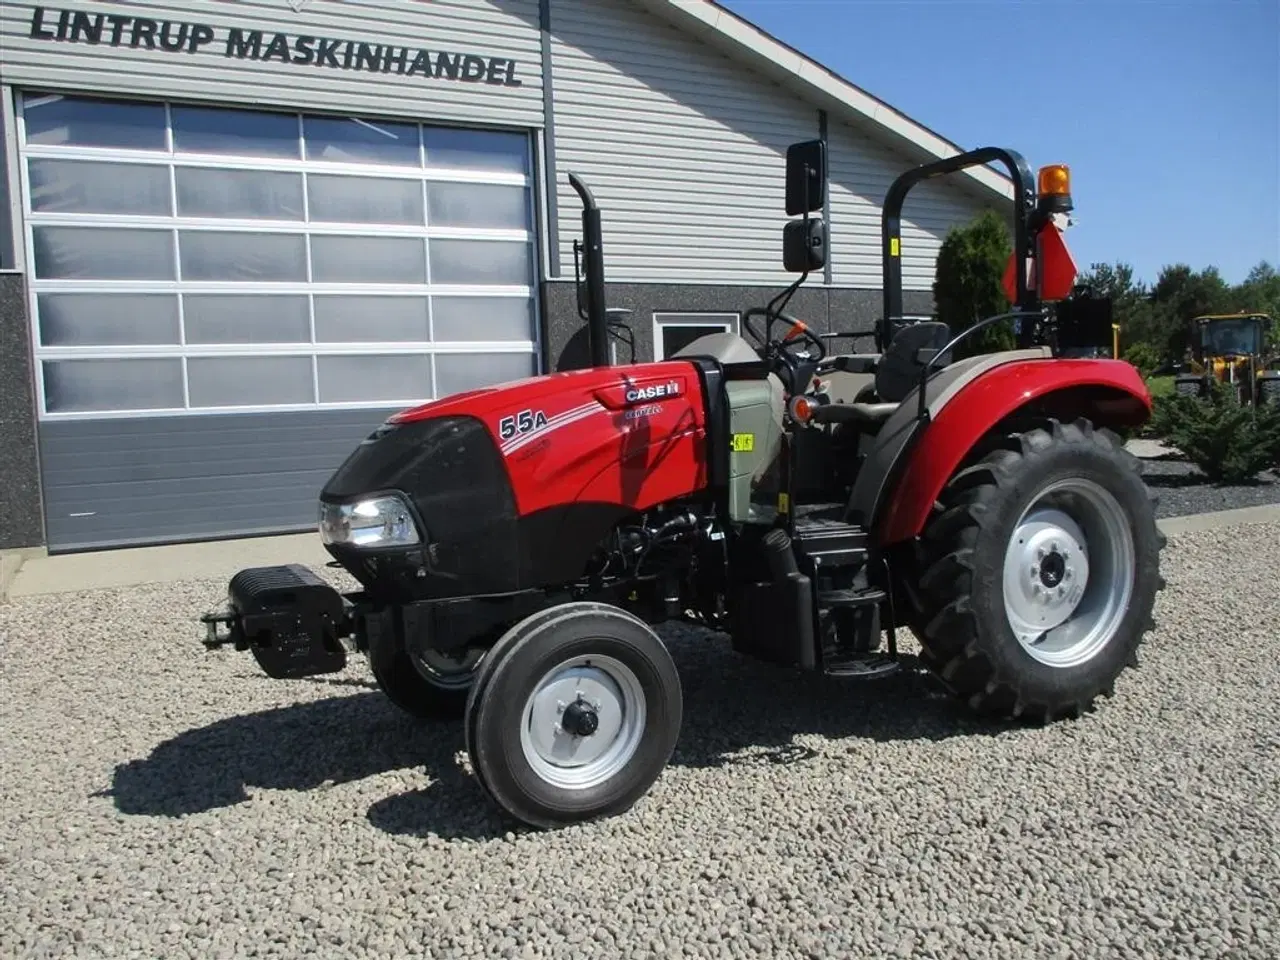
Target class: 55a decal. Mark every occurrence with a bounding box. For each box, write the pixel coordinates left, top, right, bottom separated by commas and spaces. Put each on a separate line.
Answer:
498, 408, 548, 441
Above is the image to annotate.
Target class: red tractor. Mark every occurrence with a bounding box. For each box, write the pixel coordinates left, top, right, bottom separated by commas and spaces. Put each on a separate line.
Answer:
202, 142, 1164, 829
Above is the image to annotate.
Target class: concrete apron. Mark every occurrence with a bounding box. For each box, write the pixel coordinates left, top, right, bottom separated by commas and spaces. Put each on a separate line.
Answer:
1, 532, 331, 602
4, 504, 1280, 603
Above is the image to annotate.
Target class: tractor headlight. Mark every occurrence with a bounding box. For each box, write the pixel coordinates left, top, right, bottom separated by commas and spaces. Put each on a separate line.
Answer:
319, 495, 421, 548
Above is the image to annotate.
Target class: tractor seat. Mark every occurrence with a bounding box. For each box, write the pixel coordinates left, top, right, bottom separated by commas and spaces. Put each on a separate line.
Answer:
812, 321, 953, 430
874, 320, 952, 403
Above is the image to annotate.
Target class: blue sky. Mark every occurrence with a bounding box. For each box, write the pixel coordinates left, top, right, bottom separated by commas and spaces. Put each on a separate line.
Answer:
718, 0, 1280, 287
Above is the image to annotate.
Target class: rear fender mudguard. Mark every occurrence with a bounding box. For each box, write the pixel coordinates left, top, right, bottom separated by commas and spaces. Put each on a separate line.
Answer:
861, 357, 1151, 546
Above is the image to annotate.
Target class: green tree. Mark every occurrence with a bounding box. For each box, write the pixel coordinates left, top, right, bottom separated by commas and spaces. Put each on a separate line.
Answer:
1152, 378, 1280, 484
932, 209, 1017, 359
1122, 341, 1162, 379
1229, 262, 1280, 351
1149, 263, 1233, 359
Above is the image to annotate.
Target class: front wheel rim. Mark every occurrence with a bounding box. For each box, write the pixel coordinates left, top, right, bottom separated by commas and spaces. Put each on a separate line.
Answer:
1002, 477, 1136, 669
520, 653, 647, 791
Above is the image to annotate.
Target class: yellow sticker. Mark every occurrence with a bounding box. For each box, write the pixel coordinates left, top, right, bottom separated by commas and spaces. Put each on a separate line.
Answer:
777, 492, 790, 514
889, 237, 900, 257
731, 432, 755, 452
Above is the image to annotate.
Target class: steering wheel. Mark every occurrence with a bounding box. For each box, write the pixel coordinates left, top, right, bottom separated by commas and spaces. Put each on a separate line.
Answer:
742, 307, 827, 368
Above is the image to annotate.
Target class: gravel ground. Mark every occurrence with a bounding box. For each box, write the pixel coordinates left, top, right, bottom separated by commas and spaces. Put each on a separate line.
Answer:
3, 523, 1279, 959
1139, 455, 1280, 520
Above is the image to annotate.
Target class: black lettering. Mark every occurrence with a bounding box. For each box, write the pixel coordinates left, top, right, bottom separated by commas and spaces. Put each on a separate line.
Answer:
130, 17, 157, 49
461, 54, 486, 81
263, 32, 290, 63
355, 42, 381, 72
225, 28, 262, 59
292, 35, 316, 65
106, 14, 130, 46
69, 11, 103, 43
382, 44, 409, 74
188, 24, 214, 53
406, 48, 431, 77
37, 11, 527, 93
435, 51, 459, 80
157, 22, 188, 53
314, 37, 340, 67
28, 6, 55, 40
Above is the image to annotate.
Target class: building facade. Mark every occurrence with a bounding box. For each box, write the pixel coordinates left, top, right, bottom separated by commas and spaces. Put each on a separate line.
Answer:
0, 0, 1012, 554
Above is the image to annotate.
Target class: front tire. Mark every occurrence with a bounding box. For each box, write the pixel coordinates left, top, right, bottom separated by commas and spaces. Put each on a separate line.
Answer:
909, 418, 1165, 723
465, 602, 683, 830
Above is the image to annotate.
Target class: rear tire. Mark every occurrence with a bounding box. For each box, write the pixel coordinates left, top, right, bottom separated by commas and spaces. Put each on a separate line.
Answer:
368, 631, 483, 721
908, 418, 1165, 723
465, 602, 683, 830
1261, 376, 1280, 406
1174, 377, 1202, 398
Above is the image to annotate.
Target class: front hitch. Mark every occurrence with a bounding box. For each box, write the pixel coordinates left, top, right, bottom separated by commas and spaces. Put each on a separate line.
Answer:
199, 563, 352, 679
200, 608, 243, 650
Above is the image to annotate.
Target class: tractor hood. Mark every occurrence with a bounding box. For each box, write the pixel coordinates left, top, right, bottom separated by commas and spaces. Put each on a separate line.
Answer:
317, 412, 522, 603
315, 359, 712, 603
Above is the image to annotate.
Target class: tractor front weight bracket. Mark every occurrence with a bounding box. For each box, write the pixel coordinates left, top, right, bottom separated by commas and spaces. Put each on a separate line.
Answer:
198, 563, 353, 680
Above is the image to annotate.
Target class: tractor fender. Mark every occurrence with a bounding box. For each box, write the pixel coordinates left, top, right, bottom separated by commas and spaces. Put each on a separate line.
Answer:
847, 353, 1151, 546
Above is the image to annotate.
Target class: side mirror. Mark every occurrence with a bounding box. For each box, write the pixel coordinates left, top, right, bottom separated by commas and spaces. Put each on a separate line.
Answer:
783, 218, 826, 273
785, 139, 826, 216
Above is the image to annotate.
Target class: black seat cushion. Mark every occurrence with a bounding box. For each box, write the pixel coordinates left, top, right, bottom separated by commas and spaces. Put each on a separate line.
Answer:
874, 321, 952, 404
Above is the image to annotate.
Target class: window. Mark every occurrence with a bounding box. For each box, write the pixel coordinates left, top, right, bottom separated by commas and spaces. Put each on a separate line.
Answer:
17, 92, 540, 418
653, 312, 741, 359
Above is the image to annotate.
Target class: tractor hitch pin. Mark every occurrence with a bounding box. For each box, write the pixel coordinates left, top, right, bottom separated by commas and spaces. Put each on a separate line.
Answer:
199, 609, 238, 649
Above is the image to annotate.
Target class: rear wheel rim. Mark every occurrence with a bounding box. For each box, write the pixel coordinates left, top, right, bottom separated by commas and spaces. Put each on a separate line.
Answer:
1002, 477, 1136, 669
411, 646, 485, 690
519, 653, 646, 791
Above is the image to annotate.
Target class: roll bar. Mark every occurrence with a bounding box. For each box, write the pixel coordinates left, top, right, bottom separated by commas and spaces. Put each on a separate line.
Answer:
879, 147, 1041, 351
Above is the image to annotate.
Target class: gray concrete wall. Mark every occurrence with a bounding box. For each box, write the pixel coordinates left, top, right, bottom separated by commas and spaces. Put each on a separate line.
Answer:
541, 278, 933, 370
0, 269, 45, 550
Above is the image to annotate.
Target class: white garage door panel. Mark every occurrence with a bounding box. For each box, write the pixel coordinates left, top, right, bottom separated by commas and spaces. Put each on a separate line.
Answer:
17, 89, 541, 550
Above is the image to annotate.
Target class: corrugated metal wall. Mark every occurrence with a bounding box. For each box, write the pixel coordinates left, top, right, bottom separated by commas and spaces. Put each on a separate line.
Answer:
546, 0, 994, 290
547, 0, 817, 285
827, 118, 1000, 290
0, 0, 544, 129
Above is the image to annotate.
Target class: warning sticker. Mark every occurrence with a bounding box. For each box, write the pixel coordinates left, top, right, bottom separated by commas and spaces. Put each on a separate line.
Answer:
731, 433, 755, 452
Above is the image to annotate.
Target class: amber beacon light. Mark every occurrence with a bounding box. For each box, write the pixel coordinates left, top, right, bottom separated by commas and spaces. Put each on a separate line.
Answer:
1036, 163, 1073, 214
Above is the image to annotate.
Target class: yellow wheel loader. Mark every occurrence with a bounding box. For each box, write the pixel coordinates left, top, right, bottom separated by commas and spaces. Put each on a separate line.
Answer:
1174, 313, 1280, 405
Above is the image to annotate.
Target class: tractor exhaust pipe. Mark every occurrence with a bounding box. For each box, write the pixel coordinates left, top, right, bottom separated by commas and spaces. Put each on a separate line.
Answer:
568, 172, 611, 368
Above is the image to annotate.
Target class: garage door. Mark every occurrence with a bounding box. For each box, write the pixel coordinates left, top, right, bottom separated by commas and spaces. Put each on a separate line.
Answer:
16, 90, 540, 552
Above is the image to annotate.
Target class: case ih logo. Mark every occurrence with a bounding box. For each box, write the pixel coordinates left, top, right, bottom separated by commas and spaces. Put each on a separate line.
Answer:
624, 381, 681, 404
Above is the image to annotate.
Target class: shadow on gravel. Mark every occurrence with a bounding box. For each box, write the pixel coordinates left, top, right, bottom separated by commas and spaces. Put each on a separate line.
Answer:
103, 629, 1016, 840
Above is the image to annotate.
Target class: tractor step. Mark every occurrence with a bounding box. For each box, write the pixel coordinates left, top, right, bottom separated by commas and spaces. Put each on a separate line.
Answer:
816, 586, 886, 609
823, 651, 901, 679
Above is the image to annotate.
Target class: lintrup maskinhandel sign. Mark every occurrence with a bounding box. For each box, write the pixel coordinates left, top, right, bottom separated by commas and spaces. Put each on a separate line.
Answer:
25, 5, 525, 87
